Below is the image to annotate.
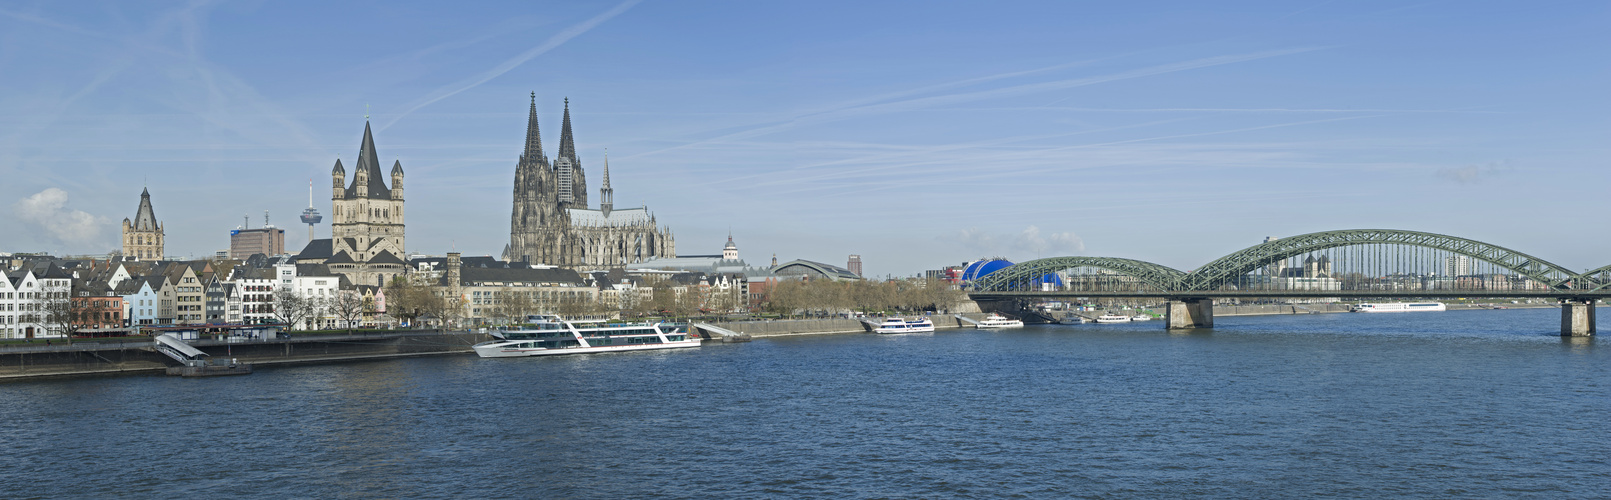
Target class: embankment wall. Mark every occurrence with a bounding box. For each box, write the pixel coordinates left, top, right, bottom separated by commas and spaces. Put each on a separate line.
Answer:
710, 314, 988, 338
0, 331, 484, 381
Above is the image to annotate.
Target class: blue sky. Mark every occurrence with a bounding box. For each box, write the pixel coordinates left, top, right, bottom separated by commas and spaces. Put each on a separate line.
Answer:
2, 1, 1607, 276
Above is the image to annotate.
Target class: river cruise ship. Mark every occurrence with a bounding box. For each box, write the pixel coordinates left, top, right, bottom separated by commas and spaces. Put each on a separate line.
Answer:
1095, 314, 1132, 324
1350, 302, 1447, 313
874, 317, 936, 334
474, 315, 700, 358
975, 313, 1025, 328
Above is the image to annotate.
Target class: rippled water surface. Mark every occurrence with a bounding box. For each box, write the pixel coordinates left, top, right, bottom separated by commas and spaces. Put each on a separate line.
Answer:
2, 308, 1608, 498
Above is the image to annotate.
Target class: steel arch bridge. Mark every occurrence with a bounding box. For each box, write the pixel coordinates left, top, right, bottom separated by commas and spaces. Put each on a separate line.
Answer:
969, 229, 1603, 299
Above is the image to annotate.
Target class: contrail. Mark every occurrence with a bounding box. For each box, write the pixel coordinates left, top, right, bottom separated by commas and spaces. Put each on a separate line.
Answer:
622, 46, 1327, 160
382, 0, 641, 130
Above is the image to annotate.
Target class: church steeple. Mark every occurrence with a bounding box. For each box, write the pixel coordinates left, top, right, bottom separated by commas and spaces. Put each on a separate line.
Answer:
557, 98, 576, 161
346, 121, 392, 199
134, 188, 159, 231
553, 97, 586, 208
600, 150, 613, 217
523, 92, 545, 163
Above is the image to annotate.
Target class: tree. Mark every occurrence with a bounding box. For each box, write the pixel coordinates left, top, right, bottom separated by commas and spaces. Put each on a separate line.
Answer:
41, 281, 87, 341
272, 288, 316, 331
495, 287, 535, 324
384, 276, 426, 327
331, 289, 368, 330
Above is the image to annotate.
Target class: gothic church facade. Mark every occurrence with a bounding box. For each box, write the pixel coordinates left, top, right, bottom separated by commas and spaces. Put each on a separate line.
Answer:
506, 95, 675, 270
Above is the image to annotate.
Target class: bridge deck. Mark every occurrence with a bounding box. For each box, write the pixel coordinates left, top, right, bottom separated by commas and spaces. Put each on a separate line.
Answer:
971, 290, 1611, 300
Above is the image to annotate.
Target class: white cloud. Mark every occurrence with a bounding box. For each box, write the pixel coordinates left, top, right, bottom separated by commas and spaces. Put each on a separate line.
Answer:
1436, 160, 1514, 185
13, 188, 107, 246
947, 225, 1084, 259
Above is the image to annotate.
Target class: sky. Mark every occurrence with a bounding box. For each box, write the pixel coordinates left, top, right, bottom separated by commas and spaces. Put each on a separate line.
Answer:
1, 1, 1607, 277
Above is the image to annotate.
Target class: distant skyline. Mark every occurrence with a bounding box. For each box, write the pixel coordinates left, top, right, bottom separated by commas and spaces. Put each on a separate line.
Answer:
2, 1, 1608, 276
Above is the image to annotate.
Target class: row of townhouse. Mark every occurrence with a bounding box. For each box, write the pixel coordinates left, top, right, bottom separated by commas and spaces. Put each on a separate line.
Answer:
0, 254, 372, 337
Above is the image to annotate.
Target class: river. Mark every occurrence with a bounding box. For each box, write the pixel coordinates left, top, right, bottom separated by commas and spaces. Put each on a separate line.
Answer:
2, 307, 1606, 498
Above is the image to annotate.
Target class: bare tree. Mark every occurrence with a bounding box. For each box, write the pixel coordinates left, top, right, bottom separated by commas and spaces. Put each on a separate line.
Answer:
41, 281, 86, 341
331, 289, 367, 330
495, 287, 535, 324
272, 288, 314, 331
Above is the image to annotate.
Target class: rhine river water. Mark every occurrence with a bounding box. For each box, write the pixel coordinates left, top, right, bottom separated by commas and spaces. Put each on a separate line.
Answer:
2, 308, 1608, 498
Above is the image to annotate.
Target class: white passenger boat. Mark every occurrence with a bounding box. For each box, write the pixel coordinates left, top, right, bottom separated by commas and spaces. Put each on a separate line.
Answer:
874, 317, 935, 334
1350, 302, 1447, 313
474, 315, 699, 358
1131, 314, 1153, 321
1094, 314, 1131, 324
976, 313, 1025, 328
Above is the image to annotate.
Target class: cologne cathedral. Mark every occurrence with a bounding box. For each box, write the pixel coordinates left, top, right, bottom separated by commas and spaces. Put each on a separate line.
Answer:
505, 94, 675, 270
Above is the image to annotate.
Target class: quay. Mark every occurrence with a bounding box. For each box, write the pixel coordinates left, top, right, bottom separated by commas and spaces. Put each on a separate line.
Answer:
0, 330, 486, 381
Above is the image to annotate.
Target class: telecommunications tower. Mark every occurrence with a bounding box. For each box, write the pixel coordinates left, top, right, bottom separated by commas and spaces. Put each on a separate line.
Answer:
299, 179, 322, 242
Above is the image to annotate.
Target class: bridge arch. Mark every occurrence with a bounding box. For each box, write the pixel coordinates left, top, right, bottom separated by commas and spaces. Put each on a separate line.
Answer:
1180, 229, 1579, 292
971, 256, 1187, 292
1572, 263, 1611, 292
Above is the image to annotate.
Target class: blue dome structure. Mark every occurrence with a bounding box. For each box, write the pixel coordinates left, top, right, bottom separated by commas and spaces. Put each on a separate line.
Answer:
962, 259, 1013, 282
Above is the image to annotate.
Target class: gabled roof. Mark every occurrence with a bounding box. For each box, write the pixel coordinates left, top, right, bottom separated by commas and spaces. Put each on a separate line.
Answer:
295, 263, 339, 277
452, 267, 585, 287
369, 250, 405, 265
568, 207, 652, 227
296, 239, 334, 260
324, 251, 357, 264
113, 278, 146, 295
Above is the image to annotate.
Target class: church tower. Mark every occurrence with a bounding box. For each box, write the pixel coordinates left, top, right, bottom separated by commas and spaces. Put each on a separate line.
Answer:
554, 98, 587, 210
328, 120, 407, 287
122, 188, 164, 260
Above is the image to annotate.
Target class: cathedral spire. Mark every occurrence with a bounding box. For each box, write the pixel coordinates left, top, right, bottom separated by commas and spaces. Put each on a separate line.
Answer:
523, 92, 544, 161
600, 149, 613, 217
557, 97, 576, 161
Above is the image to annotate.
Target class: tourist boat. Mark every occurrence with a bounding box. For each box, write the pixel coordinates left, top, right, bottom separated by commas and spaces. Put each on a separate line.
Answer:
1131, 314, 1153, 321
1094, 314, 1131, 323
975, 313, 1025, 328
1058, 315, 1086, 324
473, 316, 699, 358
1350, 302, 1447, 313
874, 317, 935, 334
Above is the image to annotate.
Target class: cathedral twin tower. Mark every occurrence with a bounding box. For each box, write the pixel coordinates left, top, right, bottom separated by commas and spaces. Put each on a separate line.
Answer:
506, 94, 675, 268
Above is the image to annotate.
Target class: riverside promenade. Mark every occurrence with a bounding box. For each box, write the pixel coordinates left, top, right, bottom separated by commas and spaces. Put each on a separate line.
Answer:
0, 330, 486, 380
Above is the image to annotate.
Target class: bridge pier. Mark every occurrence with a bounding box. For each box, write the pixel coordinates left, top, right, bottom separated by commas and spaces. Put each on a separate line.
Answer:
1166, 298, 1213, 330
1560, 299, 1596, 337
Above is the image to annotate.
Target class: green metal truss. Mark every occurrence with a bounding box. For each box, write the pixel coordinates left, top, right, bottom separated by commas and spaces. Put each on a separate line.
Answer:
970, 256, 1187, 292
1181, 229, 1580, 291
972, 229, 1599, 294
1574, 263, 1611, 292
